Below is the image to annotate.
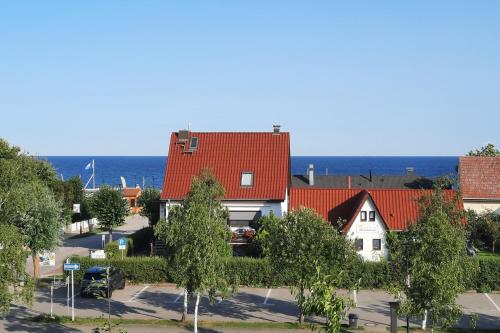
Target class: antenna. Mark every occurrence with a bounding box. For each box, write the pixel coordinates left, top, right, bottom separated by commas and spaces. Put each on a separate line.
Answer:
188, 122, 192, 131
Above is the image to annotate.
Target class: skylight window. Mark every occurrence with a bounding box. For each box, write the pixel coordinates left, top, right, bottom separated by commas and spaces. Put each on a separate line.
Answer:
241, 172, 254, 187
189, 137, 198, 150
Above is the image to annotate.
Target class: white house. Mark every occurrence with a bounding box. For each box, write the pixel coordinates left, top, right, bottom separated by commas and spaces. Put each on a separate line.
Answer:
159, 126, 290, 250
290, 188, 460, 261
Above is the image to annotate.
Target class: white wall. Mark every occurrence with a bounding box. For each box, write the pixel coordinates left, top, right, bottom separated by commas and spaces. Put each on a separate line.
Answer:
464, 201, 500, 215
346, 198, 388, 261
160, 198, 287, 221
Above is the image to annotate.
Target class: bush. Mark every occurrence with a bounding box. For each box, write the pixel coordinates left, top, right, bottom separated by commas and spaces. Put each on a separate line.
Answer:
65, 255, 499, 291
104, 238, 134, 259
66, 256, 171, 283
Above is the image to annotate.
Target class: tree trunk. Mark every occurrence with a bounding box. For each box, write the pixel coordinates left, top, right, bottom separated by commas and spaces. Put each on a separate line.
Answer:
181, 289, 188, 322
32, 251, 40, 280
194, 292, 200, 333
109, 228, 113, 243
298, 285, 305, 324
422, 308, 428, 330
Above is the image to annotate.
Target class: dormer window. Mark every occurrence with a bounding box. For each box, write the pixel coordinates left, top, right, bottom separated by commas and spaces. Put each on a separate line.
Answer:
241, 172, 254, 187
189, 137, 198, 150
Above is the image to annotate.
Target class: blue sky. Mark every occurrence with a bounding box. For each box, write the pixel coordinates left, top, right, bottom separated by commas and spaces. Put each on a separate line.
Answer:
1, 1, 498, 156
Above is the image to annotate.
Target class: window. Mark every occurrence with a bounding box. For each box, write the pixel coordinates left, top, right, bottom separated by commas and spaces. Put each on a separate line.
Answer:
360, 211, 367, 221
372, 239, 381, 250
369, 211, 376, 221
189, 137, 198, 150
354, 239, 363, 251
241, 172, 254, 187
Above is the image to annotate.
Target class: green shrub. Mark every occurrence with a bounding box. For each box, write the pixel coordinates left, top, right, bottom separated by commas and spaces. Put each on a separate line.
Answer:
104, 238, 134, 258
66, 256, 171, 283
65, 255, 499, 291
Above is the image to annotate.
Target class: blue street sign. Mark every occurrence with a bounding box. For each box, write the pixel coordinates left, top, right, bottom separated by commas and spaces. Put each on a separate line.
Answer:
118, 238, 127, 250
63, 263, 80, 271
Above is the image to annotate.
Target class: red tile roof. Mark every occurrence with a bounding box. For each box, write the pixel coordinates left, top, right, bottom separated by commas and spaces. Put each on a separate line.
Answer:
161, 131, 290, 201
459, 157, 500, 199
122, 188, 141, 197
290, 188, 460, 231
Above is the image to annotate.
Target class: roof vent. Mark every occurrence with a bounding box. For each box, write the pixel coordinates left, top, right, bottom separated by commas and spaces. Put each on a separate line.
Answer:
178, 130, 189, 142
406, 167, 414, 176
272, 124, 281, 134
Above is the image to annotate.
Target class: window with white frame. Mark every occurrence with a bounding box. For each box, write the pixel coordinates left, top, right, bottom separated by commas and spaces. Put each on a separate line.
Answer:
240, 172, 254, 187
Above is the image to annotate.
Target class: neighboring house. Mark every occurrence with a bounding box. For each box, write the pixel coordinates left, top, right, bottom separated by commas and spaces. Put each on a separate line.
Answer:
459, 156, 500, 214
160, 126, 290, 246
292, 164, 437, 189
122, 187, 142, 214
290, 188, 460, 261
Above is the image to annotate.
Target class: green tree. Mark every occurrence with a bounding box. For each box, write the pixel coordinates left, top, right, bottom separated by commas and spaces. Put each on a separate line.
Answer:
467, 143, 500, 157
137, 188, 160, 225
388, 190, 470, 330
258, 208, 358, 324
155, 171, 232, 332
0, 139, 67, 279
90, 186, 129, 243
303, 266, 352, 333
0, 224, 34, 316
467, 210, 500, 253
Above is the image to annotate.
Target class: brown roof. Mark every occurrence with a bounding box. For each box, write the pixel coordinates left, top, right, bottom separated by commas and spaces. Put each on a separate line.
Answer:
459, 157, 500, 199
161, 131, 290, 201
122, 188, 141, 197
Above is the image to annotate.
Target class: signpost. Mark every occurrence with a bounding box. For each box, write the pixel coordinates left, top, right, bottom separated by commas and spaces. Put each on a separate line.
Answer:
39, 252, 56, 317
118, 238, 127, 259
64, 262, 80, 321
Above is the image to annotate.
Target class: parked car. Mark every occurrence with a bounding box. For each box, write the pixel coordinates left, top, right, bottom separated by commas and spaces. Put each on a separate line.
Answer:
80, 266, 125, 298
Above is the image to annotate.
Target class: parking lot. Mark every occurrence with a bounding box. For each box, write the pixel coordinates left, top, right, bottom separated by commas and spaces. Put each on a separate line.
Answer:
30, 283, 500, 330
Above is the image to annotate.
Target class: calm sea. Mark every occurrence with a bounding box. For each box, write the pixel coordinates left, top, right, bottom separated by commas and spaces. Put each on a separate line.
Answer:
43, 156, 458, 189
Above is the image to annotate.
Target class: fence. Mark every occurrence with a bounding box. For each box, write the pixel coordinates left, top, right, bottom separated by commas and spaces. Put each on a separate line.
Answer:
64, 218, 99, 233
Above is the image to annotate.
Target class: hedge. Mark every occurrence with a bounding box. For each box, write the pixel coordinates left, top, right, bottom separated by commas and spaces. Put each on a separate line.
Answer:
65, 255, 499, 291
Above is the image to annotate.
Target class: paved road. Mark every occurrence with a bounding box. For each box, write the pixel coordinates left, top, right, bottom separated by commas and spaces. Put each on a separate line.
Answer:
16, 284, 500, 331
26, 215, 149, 277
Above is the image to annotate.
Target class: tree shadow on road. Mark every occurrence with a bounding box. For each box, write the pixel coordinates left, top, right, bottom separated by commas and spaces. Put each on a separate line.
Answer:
1, 306, 82, 333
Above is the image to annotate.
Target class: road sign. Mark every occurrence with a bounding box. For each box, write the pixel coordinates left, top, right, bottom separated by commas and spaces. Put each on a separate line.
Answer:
118, 238, 127, 250
63, 263, 80, 271
72, 204, 80, 214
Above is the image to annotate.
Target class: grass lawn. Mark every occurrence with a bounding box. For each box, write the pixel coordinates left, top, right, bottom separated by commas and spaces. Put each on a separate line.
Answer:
477, 251, 500, 259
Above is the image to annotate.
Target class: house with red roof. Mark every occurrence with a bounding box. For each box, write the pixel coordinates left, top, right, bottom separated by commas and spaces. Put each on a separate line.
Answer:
290, 188, 460, 261
459, 156, 500, 214
160, 126, 290, 245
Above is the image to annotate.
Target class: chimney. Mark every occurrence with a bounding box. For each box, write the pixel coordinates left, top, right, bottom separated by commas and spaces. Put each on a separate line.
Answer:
308, 164, 314, 186
406, 167, 414, 176
348, 176, 351, 189
272, 124, 281, 134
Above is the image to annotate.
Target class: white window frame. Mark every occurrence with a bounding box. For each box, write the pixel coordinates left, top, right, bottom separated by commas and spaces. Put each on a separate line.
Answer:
240, 172, 254, 187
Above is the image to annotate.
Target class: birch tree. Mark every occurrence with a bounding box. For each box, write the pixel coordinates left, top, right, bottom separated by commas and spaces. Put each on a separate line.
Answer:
155, 170, 232, 332
258, 208, 358, 324
388, 190, 471, 330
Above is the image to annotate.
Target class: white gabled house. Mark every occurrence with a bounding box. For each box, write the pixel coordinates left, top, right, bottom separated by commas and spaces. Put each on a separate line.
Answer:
159, 126, 290, 250
290, 188, 461, 261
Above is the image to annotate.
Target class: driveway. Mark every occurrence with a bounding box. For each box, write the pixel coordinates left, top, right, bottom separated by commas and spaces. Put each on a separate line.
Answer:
25, 215, 149, 277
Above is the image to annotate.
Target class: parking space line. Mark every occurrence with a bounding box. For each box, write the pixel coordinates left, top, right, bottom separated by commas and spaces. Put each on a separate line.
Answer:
263, 288, 272, 304
127, 285, 149, 303
174, 290, 184, 303
484, 293, 500, 312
